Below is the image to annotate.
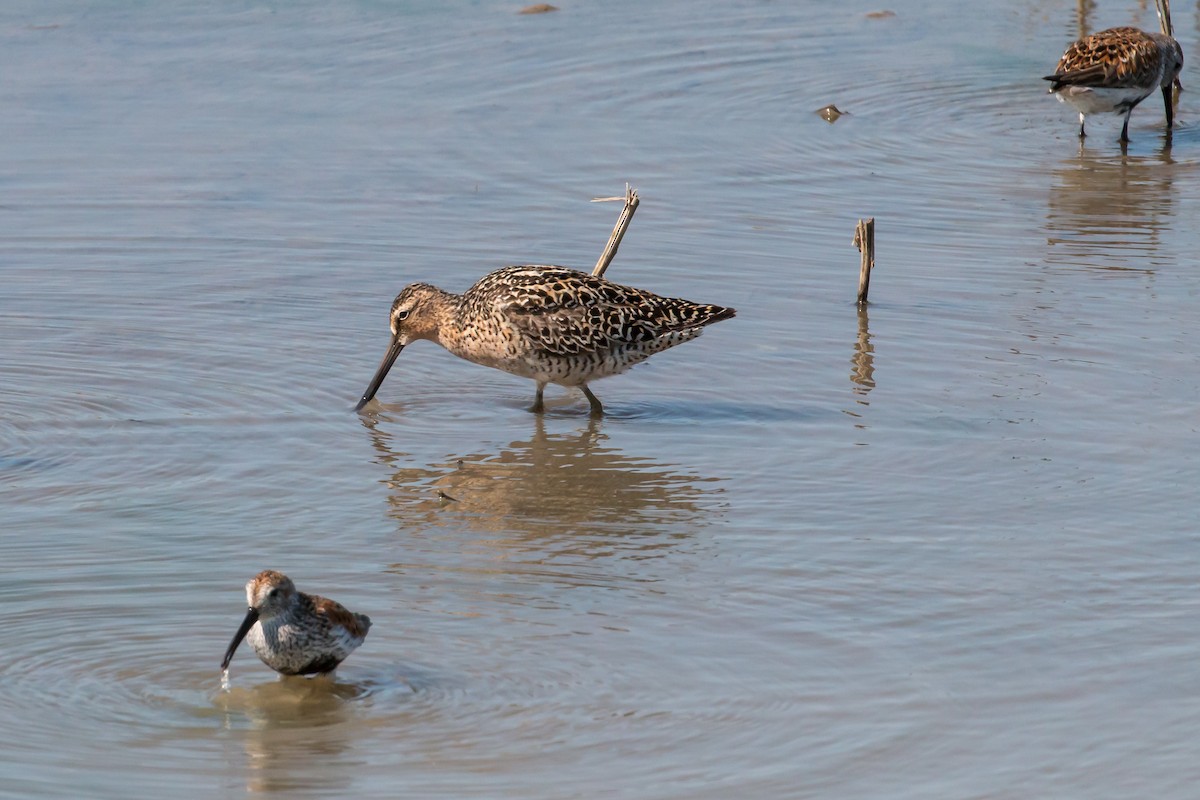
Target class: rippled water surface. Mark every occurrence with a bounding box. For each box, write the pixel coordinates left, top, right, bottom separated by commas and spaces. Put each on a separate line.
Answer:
3, 1, 1200, 797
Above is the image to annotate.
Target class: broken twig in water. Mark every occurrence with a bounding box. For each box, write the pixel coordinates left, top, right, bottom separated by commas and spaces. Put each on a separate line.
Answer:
591, 185, 640, 278
853, 218, 875, 304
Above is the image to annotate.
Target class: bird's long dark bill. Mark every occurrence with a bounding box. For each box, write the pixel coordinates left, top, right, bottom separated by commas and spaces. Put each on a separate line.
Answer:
221, 606, 260, 670
355, 337, 405, 411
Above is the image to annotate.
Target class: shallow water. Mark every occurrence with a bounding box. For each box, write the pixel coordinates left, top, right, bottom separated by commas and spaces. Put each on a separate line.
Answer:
3, 0, 1199, 797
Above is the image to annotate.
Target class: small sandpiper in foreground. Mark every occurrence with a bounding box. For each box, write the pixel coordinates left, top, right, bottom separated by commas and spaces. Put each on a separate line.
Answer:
1044, 0, 1183, 142
355, 264, 736, 416
221, 570, 371, 676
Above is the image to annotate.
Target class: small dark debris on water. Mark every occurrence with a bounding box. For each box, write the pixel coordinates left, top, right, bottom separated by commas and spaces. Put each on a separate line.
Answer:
437, 490, 458, 502
816, 104, 847, 123
519, 3, 559, 13
865, 10, 896, 19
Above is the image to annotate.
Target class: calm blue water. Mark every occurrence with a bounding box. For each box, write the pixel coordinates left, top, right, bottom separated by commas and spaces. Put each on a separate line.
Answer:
2, 1, 1199, 797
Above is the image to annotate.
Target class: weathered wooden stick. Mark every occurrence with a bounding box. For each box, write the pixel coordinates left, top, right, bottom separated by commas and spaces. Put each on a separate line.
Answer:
592, 184, 640, 278
853, 218, 875, 304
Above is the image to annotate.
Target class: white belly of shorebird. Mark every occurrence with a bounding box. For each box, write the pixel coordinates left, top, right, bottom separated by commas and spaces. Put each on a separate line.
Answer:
1056, 85, 1152, 116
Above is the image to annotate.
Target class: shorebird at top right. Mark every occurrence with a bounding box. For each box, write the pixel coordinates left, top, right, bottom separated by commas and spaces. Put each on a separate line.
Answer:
1044, 0, 1183, 143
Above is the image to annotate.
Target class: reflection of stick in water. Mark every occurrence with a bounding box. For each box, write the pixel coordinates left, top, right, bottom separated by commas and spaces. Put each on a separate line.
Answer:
592, 184, 640, 278
854, 217, 875, 304
851, 305, 875, 395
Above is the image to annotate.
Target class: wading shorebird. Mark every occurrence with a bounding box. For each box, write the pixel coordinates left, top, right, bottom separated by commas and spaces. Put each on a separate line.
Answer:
1044, 0, 1183, 142
355, 264, 736, 416
221, 570, 371, 676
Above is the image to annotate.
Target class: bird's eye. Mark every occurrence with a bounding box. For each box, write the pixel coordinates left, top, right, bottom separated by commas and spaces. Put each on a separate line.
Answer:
396, 309, 411, 322
268, 588, 279, 598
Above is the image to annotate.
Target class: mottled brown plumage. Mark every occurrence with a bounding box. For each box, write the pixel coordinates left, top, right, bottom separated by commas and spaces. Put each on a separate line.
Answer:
355, 265, 736, 415
221, 570, 371, 676
1044, 0, 1182, 142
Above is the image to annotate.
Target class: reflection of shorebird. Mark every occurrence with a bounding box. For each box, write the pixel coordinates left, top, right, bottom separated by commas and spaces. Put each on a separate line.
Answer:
221, 571, 371, 676
1044, 0, 1182, 142
217, 680, 359, 795
355, 265, 735, 416
360, 414, 715, 544
1044, 144, 1181, 271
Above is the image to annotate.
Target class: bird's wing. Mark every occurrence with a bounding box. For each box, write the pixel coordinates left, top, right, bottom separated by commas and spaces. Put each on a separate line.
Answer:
1047, 28, 1160, 88
499, 275, 661, 357
466, 265, 732, 358
313, 595, 370, 638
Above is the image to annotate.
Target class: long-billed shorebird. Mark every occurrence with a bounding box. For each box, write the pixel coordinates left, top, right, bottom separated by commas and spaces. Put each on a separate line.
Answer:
221, 570, 371, 676
1044, 0, 1183, 142
355, 264, 736, 416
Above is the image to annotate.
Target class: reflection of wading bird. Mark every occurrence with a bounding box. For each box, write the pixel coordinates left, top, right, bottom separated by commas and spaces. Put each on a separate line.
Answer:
1044, 0, 1182, 142
221, 571, 371, 676
355, 265, 736, 416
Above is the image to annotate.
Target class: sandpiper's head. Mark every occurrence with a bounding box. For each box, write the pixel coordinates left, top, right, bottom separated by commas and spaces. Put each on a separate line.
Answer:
221, 570, 297, 670
355, 283, 447, 411
245, 570, 297, 620
388, 283, 444, 339
1167, 40, 1184, 89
